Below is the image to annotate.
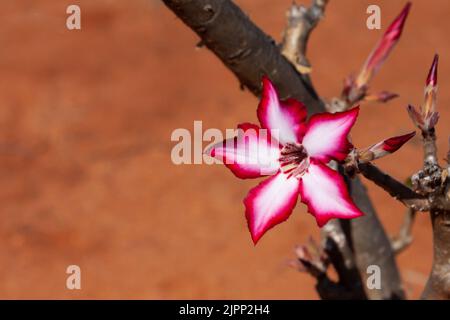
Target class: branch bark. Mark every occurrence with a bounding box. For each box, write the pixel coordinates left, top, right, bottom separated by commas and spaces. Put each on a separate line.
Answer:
419, 128, 450, 298
422, 210, 450, 299
163, 0, 404, 299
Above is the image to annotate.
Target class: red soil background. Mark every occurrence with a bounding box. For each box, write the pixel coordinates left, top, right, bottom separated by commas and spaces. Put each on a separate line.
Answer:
0, 0, 448, 299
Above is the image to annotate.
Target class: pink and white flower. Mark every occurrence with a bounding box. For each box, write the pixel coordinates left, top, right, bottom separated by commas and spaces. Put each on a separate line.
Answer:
207, 77, 364, 244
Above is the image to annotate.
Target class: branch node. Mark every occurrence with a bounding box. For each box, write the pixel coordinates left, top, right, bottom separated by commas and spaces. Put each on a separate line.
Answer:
280, 0, 329, 75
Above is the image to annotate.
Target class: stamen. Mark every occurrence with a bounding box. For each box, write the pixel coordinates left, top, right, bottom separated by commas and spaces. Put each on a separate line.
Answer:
279, 143, 309, 178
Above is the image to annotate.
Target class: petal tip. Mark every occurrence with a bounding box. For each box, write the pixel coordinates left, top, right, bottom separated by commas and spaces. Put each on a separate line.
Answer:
244, 196, 265, 245
250, 229, 262, 245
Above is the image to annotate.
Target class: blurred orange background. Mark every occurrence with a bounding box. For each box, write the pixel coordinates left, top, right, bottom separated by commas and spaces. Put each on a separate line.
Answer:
0, 0, 448, 299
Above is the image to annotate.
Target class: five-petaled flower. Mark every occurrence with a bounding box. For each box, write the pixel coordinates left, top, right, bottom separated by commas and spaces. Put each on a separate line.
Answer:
207, 77, 364, 244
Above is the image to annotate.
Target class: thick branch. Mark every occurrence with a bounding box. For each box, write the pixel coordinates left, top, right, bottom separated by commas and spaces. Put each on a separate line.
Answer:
164, 0, 404, 299
358, 162, 430, 211
163, 0, 321, 112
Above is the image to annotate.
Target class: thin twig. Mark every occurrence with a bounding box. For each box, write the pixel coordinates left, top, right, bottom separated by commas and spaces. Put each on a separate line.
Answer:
391, 208, 417, 254
281, 0, 329, 75
293, 236, 366, 300
294, 237, 329, 278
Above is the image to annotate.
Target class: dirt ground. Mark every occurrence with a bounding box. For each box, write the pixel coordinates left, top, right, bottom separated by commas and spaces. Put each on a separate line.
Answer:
0, 0, 448, 299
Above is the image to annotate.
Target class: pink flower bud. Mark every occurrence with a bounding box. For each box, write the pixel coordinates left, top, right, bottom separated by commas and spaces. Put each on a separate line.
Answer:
356, 2, 411, 88
358, 131, 416, 162
379, 132, 416, 153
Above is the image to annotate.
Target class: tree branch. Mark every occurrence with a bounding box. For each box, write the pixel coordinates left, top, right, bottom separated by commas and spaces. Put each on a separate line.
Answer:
357, 162, 430, 211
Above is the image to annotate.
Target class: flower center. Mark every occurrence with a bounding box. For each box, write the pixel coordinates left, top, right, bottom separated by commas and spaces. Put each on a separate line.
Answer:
279, 143, 309, 179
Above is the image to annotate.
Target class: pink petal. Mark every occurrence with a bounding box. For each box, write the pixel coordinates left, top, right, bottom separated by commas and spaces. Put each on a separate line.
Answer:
207, 123, 281, 179
244, 172, 300, 244
257, 76, 308, 145
299, 161, 364, 227
356, 2, 411, 87
301, 107, 359, 162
